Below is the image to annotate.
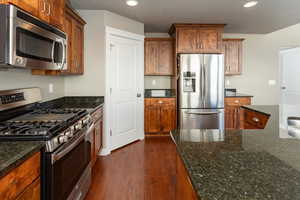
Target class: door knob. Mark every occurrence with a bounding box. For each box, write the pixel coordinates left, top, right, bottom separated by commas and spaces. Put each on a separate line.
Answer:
137, 93, 142, 98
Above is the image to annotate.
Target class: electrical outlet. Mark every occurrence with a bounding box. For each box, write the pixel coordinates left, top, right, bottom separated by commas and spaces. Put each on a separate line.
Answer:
226, 80, 230, 86
152, 80, 156, 85
49, 83, 54, 93
268, 80, 276, 86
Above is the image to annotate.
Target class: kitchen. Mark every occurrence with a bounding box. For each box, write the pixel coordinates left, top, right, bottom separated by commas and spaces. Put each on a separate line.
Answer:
1, 0, 300, 200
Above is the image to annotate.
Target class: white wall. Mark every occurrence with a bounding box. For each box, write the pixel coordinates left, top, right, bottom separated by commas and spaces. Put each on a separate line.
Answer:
65, 10, 144, 96
0, 69, 64, 101
225, 23, 300, 105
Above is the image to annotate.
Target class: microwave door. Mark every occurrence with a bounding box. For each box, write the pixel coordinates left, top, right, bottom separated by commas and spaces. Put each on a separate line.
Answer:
53, 39, 67, 70
12, 17, 66, 70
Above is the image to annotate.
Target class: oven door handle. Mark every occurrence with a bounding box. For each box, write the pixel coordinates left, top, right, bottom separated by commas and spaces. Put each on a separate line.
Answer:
52, 129, 87, 164
185, 111, 220, 115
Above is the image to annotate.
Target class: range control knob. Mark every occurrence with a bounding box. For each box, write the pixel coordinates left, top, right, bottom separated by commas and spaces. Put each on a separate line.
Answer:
57, 135, 68, 144
64, 131, 73, 138
75, 122, 82, 130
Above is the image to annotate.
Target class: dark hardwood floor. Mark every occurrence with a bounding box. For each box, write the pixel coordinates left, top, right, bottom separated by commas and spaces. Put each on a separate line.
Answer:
85, 137, 177, 200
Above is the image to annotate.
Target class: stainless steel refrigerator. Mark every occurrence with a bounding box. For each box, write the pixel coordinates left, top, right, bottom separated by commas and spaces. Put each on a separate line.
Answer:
179, 54, 224, 129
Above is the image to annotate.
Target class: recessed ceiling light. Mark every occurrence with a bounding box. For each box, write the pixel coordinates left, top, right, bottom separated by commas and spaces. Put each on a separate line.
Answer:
243, 1, 258, 8
126, 0, 138, 7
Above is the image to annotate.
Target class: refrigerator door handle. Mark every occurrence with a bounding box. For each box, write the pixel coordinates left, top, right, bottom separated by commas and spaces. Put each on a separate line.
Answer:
185, 111, 220, 115
203, 64, 206, 98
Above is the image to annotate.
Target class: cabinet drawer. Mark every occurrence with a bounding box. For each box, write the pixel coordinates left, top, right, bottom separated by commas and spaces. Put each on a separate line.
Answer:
225, 97, 251, 106
145, 98, 176, 106
0, 152, 40, 200
243, 109, 270, 129
91, 107, 103, 122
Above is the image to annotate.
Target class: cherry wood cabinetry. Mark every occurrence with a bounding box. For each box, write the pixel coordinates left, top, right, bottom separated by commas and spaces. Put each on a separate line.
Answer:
241, 108, 270, 129
169, 24, 225, 54
222, 39, 244, 75
32, 4, 86, 76
0, 0, 64, 29
0, 152, 41, 200
91, 107, 103, 167
225, 97, 252, 129
145, 98, 176, 134
144, 38, 174, 75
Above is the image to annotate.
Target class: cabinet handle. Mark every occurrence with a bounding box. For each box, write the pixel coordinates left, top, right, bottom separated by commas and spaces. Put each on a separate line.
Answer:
47, 2, 51, 16
41, 1, 46, 13
252, 117, 260, 122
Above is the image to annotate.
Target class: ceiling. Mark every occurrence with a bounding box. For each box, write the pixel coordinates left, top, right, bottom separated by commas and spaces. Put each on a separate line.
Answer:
71, 0, 300, 34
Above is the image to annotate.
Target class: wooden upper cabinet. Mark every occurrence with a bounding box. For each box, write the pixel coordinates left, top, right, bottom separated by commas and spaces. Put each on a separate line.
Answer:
169, 24, 225, 54
1, 0, 65, 29
0, 0, 39, 16
144, 38, 174, 76
49, 0, 65, 29
72, 20, 84, 74
222, 39, 244, 75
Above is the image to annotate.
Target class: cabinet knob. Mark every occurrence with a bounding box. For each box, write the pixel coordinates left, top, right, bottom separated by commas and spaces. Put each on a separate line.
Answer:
234, 100, 240, 103
252, 117, 260, 122
158, 101, 163, 104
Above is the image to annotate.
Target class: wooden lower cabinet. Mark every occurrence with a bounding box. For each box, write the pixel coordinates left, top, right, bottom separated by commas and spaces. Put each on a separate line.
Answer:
16, 178, 40, 200
225, 97, 252, 129
145, 98, 176, 134
241, 108, 270, 129
91, 107, 103, 167
176, 154, 198, 200
0, 152, 41, 200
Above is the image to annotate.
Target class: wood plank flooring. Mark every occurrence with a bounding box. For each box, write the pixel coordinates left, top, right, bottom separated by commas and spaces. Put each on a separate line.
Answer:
84, 137, 177, 200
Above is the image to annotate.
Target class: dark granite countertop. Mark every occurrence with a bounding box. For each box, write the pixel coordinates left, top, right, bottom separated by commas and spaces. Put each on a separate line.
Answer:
171, 105, 300, 200
225, 91, 253, 98
40, 96, 104, 114
0, 141, 44, 178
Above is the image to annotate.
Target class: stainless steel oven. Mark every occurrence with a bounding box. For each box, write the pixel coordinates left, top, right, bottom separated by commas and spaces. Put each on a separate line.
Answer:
0, 4, 67, 70
43, 122, 94, 200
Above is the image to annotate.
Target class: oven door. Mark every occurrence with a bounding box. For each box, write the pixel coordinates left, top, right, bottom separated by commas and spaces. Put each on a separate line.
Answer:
44, 126, 92, 200
9, 10, 67, 70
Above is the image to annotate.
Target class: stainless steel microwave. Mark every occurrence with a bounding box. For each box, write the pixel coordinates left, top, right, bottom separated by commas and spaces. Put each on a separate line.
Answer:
0, 5, 67, 70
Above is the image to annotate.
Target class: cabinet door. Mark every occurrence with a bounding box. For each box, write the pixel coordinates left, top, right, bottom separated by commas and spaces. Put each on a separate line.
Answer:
158, 40, 174, 75
2, 0, 39, 16
72, 20, 84, 74
223, 40, 243, 75
16, 178, 40, 200
145, 105, 161, 133
177, 29, 197, 53
37, 0, 50, 23
198, 29, 219, 51
225, 106, 239, 129
49, 0, 64, 29
94, 119, 102, 156
160, 105, 176, 132
91, 127, 96, 167
144, 40, 159, 75
63, 11, 73, 74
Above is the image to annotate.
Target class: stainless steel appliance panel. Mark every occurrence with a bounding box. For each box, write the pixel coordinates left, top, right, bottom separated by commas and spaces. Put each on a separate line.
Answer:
179, 54, 224, 109
0, 5, 67, 70
180, 109, 224, 130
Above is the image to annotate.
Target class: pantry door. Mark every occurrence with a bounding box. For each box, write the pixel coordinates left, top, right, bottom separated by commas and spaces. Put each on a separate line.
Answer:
106, 27, 144, 151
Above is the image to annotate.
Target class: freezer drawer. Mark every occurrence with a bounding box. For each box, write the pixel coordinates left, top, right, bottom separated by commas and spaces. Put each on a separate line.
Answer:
180, 109, 224, 130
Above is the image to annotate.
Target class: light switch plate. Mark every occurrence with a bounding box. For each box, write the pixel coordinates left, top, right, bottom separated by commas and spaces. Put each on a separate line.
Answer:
49, 83, 54, 93
268, 80, 276, 86
152, 80, 156, 85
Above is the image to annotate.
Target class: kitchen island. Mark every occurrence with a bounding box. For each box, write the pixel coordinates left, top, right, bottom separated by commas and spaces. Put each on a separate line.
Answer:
171, 105, 300, 200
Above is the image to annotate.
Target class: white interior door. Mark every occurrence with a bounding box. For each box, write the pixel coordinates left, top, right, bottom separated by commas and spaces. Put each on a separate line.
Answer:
279, 48, 300, 137
107, 29, 144, 151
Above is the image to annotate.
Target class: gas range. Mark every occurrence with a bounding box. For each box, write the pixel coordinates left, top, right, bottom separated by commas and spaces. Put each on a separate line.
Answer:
0, 88, 94, 200
0, 89, 91, 152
